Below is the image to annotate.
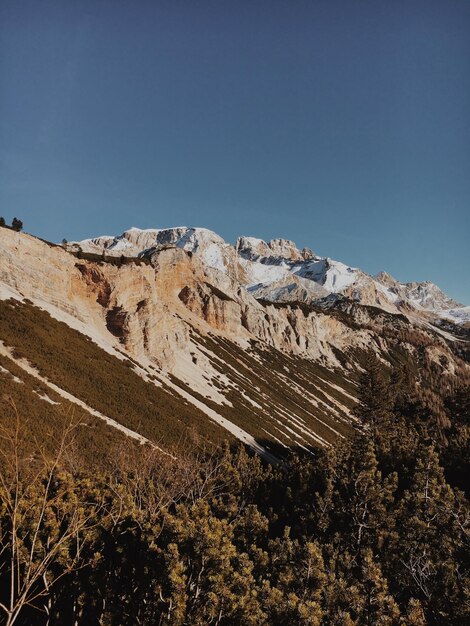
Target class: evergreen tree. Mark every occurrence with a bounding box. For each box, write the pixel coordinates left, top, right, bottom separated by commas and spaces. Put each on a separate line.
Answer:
1, 397, 468, 625
331, 437, 397, 552
354, 356, 394, 427
358, 548, 400, 625
390, 446, 468, 624
442, 387, 470, 493
400, 598, 426, 626
11, 217, 23, 231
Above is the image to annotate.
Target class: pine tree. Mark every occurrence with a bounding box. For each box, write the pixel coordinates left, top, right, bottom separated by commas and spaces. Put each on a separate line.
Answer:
331, 437, 397, 552
161, 543, 188, 626
390, 445, 469, 623
354, 356, 394, 427
11, 217, 23, 231
358, 548, 401, 625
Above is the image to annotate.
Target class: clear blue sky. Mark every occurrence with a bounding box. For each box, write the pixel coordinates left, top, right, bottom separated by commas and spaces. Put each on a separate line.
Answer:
1, 1, 469, 302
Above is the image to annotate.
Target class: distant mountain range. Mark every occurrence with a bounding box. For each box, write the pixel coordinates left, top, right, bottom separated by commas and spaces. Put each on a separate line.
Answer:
68, 226, 470, 326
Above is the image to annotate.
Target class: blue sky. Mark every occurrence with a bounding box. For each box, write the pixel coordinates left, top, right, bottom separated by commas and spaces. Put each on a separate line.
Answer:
1, 0, 469, 302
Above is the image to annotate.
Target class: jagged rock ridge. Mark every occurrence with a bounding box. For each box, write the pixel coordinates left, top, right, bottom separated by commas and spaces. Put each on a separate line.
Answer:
69, 226, 470, 325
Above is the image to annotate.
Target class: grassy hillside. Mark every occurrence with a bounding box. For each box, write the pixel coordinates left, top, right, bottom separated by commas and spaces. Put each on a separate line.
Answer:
2, 291, 466, 463
0, 353, 130, 469
0, 298, 361, 460
0, 299, 228, 454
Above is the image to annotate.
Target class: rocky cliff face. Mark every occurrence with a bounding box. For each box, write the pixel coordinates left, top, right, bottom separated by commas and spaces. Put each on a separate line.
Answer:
1, 226, 469, 458
236, 236, 315, 262
69, 226, 470, 326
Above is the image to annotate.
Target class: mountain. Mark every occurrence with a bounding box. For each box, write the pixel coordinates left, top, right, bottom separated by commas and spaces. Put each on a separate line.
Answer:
1, 225, 469, 465
68, 226, 470, 326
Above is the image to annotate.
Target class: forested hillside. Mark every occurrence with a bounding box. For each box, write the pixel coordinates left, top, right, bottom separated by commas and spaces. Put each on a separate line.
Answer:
1, 362, 468, 625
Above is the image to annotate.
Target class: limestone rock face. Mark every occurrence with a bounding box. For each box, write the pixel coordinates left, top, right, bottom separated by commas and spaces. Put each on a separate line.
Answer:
0, 228, 373, 371
375, 271, 398, 288
236, 236, 315, 263
236, 236, 273, 260
67, 226, 470, 325
2, 225, 466, 376
4, 226, 468, 373
236, 236, 304, 262
268, 238, 308, 261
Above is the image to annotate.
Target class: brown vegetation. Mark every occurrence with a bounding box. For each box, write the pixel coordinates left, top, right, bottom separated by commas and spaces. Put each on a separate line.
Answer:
0, 373, 468, 625
0, 300, 227, 451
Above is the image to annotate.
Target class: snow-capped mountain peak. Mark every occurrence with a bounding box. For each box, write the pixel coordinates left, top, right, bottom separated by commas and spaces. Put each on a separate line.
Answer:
67, 226, 469, 325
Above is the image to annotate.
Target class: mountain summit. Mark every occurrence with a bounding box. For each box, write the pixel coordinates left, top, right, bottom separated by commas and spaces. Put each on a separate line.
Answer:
68, 226, 470, 326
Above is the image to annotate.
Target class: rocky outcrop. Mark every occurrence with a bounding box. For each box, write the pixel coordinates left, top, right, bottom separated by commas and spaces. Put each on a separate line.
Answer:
75, 264, 112, 307
1, 227, 464, 374
0, 228, 366, 373
236, 236, 315, 262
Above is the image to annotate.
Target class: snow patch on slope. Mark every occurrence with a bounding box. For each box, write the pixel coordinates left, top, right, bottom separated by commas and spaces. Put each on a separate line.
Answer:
0, 341, 169, 452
